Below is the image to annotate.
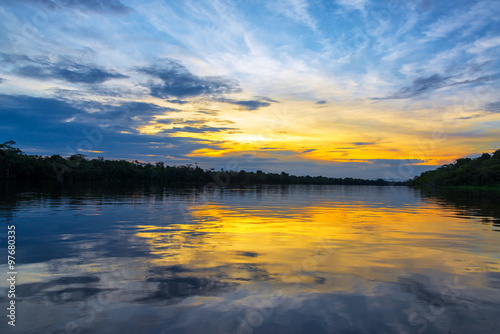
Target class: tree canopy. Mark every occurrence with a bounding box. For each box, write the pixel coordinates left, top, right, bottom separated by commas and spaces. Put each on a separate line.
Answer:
409, 149, 500, 188
0, 141, 398, 186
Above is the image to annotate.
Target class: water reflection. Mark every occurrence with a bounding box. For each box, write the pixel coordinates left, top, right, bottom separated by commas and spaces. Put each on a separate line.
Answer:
0, 185, 499, 333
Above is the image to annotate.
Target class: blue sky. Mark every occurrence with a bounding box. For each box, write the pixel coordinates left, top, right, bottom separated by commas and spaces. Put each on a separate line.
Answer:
1, 0, 499, 179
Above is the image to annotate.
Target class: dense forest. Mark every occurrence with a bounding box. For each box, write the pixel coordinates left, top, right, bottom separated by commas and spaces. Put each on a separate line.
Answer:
0, 141, 396, 186
409, 149, 500, 188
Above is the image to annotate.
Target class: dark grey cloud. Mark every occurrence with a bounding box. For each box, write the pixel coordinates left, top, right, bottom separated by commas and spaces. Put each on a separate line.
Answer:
15, 63, 127, 84
0, 78, 4, 83
161, 126, 236, 134
302, 149, 316, 153
226, 99, 271, 110
447, 75, 496, 87
377, 73, 495, 100
105, 102, 180, 122
156, 119, 206, 126
0, 95, 170, 136
1, 52, 128, 84
0, 94, 223, 159
387, 74, 448, 99
485, 101, 500, 114
316, 100, 327, 104
0, 94, 85, 131
0, 52, 32, 65
14, 0, 132, 15
67, 101, 183, 133
112, 101, 181, 115
167, 99, 189, 104
352, 142, 375, 146
140, 59, 241, 99
255, 96, 279, 103
216, 97, 277, 110
455, 115, 480, 120
196, 109, 219, 115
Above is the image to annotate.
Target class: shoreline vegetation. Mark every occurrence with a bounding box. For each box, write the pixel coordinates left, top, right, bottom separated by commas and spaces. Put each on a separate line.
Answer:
0, 141, 401, 186
1, 141, 498, 189
408, 149, 500, 190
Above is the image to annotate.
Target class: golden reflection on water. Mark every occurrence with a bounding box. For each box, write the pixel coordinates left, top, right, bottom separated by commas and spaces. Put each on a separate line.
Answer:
2, 186, 500, 333
135, 198, 500, 293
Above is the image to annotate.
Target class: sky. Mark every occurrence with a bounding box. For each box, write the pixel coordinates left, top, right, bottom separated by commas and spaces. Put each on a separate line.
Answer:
1, 0, 500, 180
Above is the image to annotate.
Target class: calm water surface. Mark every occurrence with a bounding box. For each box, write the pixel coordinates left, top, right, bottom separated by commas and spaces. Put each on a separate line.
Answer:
0, 185, 499, 333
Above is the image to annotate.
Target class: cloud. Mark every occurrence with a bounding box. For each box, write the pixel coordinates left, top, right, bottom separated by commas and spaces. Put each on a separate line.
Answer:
69, 101, 183, 133
336, 0, 369, 13
167, 99, 189, 104
161, 126, 235, 134
215, 97, 277, 111
394, 74, 447, 99
377, 73, 494, 100
103, 101, 180, 119
156, 119, 206, 126
268, 0, 317, 30
47, 85, 150, 101
0, 94, 85, 130
0, 95, 177, 135
352, 142, 375, 146
53, 86, 148, 100
15, 64, 127, 84
0, 78, 4, 83
468, 35, 500, 54
15, 0, 132, 15
424, 1, 497, 39
222, 99, 270, 111
0, 52, 32, 64
196, 109, 219, 116
1, 0, 498, 179
1, 53, 128, 84
302, 149, 316, 153
0, 91, 440, 179
139, 59, 241, 99
0, 94, 224, 159
256, 96, 279, 103
485, 101, 500, 114
447, 75, 495, 87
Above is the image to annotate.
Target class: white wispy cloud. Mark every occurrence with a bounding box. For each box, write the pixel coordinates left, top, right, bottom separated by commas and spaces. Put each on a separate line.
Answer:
336, 0, 369, 13
468, 35, 500, 54
267, 0, 317, 30
424, 1, 499, 39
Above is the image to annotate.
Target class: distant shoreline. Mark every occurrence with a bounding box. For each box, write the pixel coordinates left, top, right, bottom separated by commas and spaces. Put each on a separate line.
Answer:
1, 145, 407, 187
3, 142, 499, 188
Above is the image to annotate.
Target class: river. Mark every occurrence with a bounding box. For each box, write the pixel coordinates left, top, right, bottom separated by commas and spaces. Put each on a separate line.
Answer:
0, 185, 499, 333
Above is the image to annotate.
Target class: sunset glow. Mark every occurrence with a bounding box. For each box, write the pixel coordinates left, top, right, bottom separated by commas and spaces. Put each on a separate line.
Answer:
1, 0, 499, 178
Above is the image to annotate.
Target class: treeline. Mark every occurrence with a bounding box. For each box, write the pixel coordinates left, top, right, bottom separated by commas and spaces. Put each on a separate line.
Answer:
409, 149, 500, 188
0, 141, 401, 186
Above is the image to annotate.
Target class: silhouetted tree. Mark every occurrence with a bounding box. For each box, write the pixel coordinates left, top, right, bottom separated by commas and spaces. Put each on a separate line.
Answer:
0, 141, 409, 187
409, 149, 500, 187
